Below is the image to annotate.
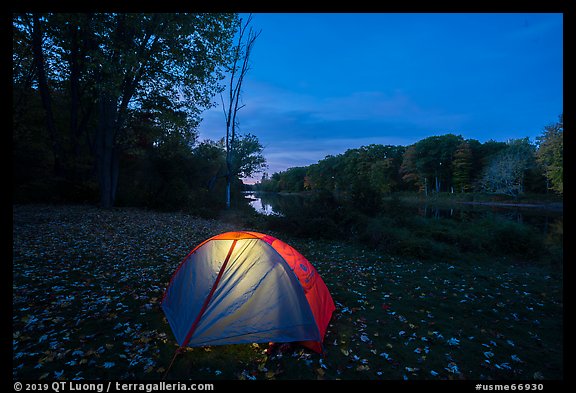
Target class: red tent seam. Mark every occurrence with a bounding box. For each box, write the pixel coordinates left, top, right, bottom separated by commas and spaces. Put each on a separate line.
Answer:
181, 239, 238, 347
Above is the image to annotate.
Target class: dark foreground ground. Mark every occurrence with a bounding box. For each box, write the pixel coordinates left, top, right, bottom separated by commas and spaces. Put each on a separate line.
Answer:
12, 204, 563, 381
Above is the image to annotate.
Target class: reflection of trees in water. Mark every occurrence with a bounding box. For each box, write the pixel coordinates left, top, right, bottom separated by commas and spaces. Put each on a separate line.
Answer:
256, 193, 307, 216
245, 192, 300, 216
417, 203, 562, 233
248, 192, 562, 246
256, 197, 275, 215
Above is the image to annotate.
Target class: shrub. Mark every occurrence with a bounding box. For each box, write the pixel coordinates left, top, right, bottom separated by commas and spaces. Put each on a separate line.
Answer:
455, 215, 545, 261
360, 216, 407, 250
397, 235, 457, 261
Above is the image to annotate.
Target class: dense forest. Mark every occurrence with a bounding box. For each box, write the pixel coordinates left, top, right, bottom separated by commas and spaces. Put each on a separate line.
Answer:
13, 13, 265, 215
256, 124, 563, 212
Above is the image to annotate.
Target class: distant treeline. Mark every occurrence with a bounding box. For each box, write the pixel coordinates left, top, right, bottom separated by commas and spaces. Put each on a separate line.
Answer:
256, 121, 563, 211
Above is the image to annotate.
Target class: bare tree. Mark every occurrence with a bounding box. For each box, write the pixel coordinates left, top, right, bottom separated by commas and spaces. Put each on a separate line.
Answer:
479, 138, 535, 198
221, 14, 260, 209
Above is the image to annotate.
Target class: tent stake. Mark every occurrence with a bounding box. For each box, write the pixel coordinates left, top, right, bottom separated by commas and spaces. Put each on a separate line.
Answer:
163, 346, 184, 380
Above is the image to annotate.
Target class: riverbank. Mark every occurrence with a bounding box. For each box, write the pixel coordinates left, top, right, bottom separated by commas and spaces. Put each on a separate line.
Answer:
455, 201, 563, 211
380, 191, 563, 211
253, 190, 564, 211
12, 204, 563, 380
248, 190, 563, 267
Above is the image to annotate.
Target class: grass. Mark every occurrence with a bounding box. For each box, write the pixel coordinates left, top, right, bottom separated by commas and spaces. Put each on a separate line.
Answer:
12, 204, 563, 380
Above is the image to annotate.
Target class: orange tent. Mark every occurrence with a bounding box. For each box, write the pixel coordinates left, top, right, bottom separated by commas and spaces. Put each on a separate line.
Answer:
161, 231, 335, 353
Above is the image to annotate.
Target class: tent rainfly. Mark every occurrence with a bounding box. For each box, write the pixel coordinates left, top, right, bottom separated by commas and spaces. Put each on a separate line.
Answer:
161, 231, 335, 353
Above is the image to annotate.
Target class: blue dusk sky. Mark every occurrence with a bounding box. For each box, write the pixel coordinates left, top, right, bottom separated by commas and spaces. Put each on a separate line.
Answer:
197, 13, 563, 183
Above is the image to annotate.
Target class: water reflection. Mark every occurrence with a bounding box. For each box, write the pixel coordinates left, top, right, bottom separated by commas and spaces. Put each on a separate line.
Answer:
243, 191, 283, 216
244, 191, 562, 236
244, 191, 562, 263
416, 202, 562, 235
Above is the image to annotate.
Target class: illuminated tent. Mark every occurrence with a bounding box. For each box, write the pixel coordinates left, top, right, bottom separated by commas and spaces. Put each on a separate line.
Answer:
161, 231, 335, 353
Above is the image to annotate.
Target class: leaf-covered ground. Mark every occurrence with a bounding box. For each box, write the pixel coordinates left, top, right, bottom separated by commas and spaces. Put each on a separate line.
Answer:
12, 205, 563, 380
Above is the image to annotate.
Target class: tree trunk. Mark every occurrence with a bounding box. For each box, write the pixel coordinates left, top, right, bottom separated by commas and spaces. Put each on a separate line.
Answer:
225, 157, 232, 209
96, 94, 118, 208
226, 180, 231, 209
68, 24, 81, 181
31, 13, 64, 177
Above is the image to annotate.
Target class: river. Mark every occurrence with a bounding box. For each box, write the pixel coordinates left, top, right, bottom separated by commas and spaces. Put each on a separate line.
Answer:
243, 191, 563, 236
